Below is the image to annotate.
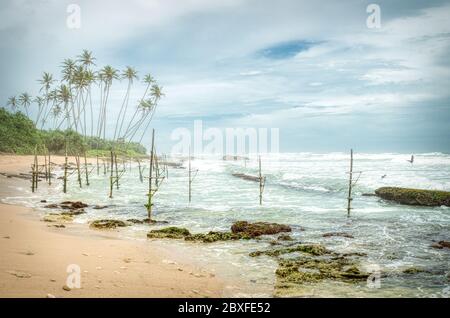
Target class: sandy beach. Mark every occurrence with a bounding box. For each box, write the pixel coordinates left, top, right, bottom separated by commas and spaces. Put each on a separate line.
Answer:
0, 155, 223, 298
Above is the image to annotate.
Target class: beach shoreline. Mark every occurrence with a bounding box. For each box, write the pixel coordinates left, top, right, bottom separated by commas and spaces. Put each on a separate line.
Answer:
0, 154, 224, 298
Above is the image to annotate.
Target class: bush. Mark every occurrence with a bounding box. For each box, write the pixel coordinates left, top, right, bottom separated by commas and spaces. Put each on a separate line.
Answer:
0, 108, 147, 156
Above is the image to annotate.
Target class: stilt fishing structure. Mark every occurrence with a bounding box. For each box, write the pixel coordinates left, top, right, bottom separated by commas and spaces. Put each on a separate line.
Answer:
145, 129, 167, 220
258, 155, 266, 205
188, 147, 199, 203
347, 149, 353, 216
346, 149, 362, 217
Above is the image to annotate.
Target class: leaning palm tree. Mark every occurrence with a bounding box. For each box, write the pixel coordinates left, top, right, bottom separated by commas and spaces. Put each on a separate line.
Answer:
37, 72, 54, 128
18, 93, 32, 117
97, 65, 119, 141
114, 66, 138, 141
34, 96, 45, 126
7, 96, 18, 112
122, 73, 155, 139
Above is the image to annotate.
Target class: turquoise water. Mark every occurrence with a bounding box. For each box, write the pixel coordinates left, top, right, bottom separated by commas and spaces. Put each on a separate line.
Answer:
4, 152, 450, 297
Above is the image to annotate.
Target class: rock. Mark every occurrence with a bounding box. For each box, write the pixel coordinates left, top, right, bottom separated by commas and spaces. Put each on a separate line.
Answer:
42, 214, 73, 223
278, 234, 294, 241
3, 236, 10, 239
60, 201, 88, 210
60, 209, 85, 216
431, 240, 450, 249
250, 244, 330, 257
375, 187, 450, 207
44, 204, 59, 209
322, 232, 354, 239
7, 270, 31, 278
62, 285, 71, 291
147, 227, 191, 239
185, 231, 244, 243
361, 193, 376, 197
93, 205, 108, 210
46, 293, 56, 298
40, 200, 47, 203
231, 221, 291, 238
89, 219, 128, 229
127, 218, 169, 224
231, 173, 259, 182
403, 267, 426, 274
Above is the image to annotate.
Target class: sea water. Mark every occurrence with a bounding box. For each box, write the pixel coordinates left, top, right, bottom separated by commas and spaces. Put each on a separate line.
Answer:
3, 152, 450, 297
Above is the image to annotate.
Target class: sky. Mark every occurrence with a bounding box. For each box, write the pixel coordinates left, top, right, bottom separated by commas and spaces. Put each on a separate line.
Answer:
1, 0, 450, 153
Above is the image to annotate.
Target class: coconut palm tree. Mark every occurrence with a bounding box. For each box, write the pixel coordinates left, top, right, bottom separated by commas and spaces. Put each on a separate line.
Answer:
98, 65, 119, 140
122, 73, 155, 139
55, 84, 72, 130
37, 72, 54, 127
61, 59, 77, 84
18, 93, 31, 117
7, 96, 17, 112
34, 96, 45, 125
114, 66, 138, 140
78, 50, 96, 69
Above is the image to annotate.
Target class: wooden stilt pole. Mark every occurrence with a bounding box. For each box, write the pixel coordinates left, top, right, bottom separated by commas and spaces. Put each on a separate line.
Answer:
109, 150, 114, 198
137, 159, 143, 182
115, 153, 119, 190
48, 148, 51, 186
84, 150, 89, 186
63, 143, 68, 193
188, 147, 192, 203
44, 148, 48, 182
347, 149, 354, 217
76, 154, 82, 188
259, 155, 264, 205
96, 153, 100, 175
34, 147, 38, 190
147, 129, 155, 220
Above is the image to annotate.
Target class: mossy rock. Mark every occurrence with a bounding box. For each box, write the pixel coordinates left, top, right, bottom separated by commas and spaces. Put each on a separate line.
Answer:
402, 267, 426, 274
147, 227, 191, 239
231, 221, 291, 238
278, 234, 294, 241
42, 214, 73, 223
375, 187, 450, 207
185, 231, 246, 243
275, 256, 369, 286
90, 219, 128, 229
250, 244, 330, 257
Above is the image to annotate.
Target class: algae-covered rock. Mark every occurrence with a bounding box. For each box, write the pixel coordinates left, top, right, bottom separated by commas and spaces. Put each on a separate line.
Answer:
250, 244, 330, 257
42, 214, 74, 223
231, 221, 291, 238
90, 219, 128, 229
278, 234, 294, 241
185, 231, 245, 243
375, 187, 450, 207
275, 256, 369, 287
403, 267, 426, 274
127, 218, 169, 225
60, 201, 89, 210
322, 232, 354, 239
430, 240, 450, 249
147, 227, 191, 239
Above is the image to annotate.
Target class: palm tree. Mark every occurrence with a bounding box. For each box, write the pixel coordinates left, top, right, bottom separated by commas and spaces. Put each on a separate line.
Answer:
61, 59, 77, 84
114, 66, 138, 140
34, 96, 45, 125
18, 93, 31, 117
78, 50, 96, 69
55, 84, 72, 130
37, 72, 54, 127
98, 65, 119, 140
7, 96, 17, 112
122, 73, 155, 138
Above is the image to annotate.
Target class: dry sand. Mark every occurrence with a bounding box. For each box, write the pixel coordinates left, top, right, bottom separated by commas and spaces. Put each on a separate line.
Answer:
0, 155, 223, 298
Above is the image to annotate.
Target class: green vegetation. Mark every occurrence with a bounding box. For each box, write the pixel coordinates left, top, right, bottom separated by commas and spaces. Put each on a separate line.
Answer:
0, 108, 147, 156
375, 187, 450, 207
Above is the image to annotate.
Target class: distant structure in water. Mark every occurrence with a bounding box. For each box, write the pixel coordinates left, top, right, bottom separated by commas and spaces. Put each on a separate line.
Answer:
407, 155, 414, 164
